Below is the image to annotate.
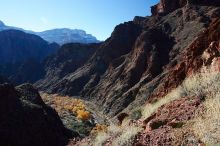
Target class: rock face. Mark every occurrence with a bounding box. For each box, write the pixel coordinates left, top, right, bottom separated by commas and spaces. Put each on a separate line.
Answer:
35, 43, 99, 90
0, 83, 77, 146
37, 2, 220, 117
36, 29, 100, 45
0, 30, 59, 85
151, 0, 220, 15
151, 0, 187, 15
5, 59, 45, 84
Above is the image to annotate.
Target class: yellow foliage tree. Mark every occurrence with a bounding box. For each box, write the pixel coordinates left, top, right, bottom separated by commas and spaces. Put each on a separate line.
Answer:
76, 110, 91, 121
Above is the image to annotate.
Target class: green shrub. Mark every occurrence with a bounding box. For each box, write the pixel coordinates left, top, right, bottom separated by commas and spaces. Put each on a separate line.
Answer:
130, 109, 142, 120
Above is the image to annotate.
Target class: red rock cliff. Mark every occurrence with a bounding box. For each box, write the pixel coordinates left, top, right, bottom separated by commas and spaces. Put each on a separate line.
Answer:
151, 0, 220, 15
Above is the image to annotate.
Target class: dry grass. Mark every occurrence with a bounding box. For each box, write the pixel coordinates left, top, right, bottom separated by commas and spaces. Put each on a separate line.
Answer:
93, 122, 142, 146
112, 126, 142, 146
193, 93, 220, 145
91, 67, 220, 145
93, 132, 111, 146
141, 86, 184, 119
90, 124, 108, 136
141, 66, 220, 145
185, 68, 220, 145
180, 68, 220, 98
142, 67, 220, 120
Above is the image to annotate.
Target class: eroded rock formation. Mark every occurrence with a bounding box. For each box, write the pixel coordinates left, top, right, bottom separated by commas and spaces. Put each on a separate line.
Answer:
151, 0, 220, 15
37, 1, 220, 117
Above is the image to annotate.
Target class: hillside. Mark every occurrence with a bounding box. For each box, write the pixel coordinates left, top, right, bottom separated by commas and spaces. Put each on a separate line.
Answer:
0, 30, 59, 84
35, 43, 100, 90
67, 1, 220, 145
37, 0, 220, 118
0, 30, 57, 64
0, 0, 219, 145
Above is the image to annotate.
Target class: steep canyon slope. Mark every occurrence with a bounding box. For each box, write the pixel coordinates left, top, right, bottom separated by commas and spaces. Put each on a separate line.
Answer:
0, 83, 77, 146
37, 0, 220, 117
0, 30, 59, 84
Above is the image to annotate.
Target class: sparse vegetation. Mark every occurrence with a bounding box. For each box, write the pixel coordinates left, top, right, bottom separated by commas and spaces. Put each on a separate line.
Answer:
112, 125, 142, 146
130, 109, 142, 120
191, 66, 220, 145
41, 66, 220, 145
88, 66, 220, 145
193, 95, 220, 145
90, 124, 108, 136
93, 124, 122, 145
92, 121, 143, 146
41, 94, 91, 121
142, 67, 220, 120
140, 66, 220, 145
141, 86, 184, 119
41, 93, 95, 136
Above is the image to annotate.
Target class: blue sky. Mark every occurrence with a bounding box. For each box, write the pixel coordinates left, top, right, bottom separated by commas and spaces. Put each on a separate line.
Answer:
0, 0, 159, 40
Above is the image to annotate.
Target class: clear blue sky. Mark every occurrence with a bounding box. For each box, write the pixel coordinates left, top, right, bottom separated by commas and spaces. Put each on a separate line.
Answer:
0, 0, 159, 41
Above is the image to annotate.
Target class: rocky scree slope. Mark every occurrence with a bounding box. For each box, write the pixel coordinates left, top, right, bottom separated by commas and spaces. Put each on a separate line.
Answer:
37, 0, 220, 117
35, 43, 100, 91
0, 83, 78, 146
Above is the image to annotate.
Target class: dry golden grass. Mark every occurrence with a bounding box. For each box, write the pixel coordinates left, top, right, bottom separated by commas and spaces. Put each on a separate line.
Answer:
142, 67, 220, 120
141, 66, 220, 145
93, 132, 111, 146
141, 86, 183, 119
193, 93, 220, 145
92, 121, 142, 146
112, 125, 142, 146
93, 124, 122, 146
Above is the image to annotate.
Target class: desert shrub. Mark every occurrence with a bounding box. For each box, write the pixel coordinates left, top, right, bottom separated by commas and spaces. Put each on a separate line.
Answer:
90, 124, 108, 136
93, 124, 122, 145
70, 120, 94, 136
93, 132, 111, 146
130, 109, 142, 120
93, 121, 143, 146
112, 125, 142, 146
193, 93, 220, 145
